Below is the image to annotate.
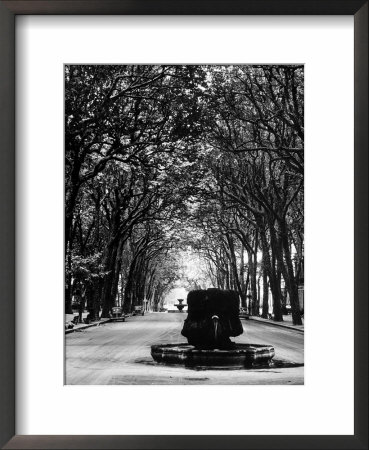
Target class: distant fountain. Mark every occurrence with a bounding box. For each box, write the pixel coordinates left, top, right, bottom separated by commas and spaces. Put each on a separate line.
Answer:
174, 298, 186, 312
151, 288, 275, 369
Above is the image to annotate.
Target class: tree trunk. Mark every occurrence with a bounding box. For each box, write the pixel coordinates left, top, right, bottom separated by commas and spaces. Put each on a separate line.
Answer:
253, 231, 260, 315
65, 155, 81, 253
280, 221, 302, 325
123, 256, 138, 314
109, 238, 124, 308
101, 239, 119, 317
65, 245, 73, 314
259, 218, 282, 321
248, 249, 258, 316
87, 278, 102, 321
262, 264, 269, 318
257, 271, 261, 313
252, 259, 258, 315
239, 245, 247, 307
226, 234, 244, 308
267, 219, 283, 321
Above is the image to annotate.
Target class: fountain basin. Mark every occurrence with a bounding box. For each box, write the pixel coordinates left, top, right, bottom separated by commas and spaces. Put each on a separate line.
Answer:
151, 343, 275, 369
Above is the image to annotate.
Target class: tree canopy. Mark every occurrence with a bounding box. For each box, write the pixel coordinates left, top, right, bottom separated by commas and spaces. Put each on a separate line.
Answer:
65, 65, 304, 325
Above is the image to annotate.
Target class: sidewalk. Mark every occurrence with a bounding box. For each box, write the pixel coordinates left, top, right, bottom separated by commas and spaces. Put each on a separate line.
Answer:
65, 312, 111, 334
246, 314, 304, 332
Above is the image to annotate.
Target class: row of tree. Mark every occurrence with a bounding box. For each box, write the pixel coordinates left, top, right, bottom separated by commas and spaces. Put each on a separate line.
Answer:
185, 66, 304, 324
65, 65, 207, 317
65, 65, 304, 324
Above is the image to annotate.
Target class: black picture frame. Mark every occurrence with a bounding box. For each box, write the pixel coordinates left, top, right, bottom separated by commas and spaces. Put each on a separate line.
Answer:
0, 1, 367, 449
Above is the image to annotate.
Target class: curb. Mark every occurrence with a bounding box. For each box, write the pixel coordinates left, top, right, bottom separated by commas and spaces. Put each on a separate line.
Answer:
65, 318, 112, 334
247, 316, 304, 333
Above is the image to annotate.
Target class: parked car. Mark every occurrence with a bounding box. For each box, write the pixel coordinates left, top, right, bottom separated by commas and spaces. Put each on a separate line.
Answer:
133, 306, 144, 316
239, 307, 249, 319
111, 306, 125, 322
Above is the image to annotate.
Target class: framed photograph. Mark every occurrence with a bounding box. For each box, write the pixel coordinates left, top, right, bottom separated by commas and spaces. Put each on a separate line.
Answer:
0, 1, 367, 449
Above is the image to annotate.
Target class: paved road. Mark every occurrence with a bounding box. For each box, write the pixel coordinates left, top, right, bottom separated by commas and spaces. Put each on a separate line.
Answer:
65, 312, 304, 385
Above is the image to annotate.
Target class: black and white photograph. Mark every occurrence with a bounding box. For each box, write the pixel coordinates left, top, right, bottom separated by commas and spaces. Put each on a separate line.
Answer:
65, 64, 304, 385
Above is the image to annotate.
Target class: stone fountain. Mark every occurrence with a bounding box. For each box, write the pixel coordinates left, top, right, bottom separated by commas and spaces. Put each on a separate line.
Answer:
151, 288, 275, 369
174, 298, 186, 312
